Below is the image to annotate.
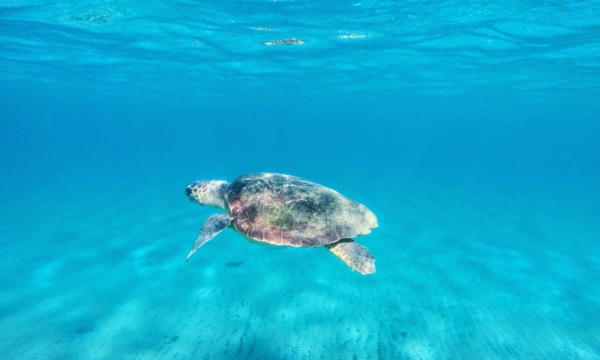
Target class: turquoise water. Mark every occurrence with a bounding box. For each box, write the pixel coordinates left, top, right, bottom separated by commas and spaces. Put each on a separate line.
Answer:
1, 1, 600, 359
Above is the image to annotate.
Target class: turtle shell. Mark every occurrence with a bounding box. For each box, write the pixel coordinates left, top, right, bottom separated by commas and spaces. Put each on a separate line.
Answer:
224, 173, 377, 247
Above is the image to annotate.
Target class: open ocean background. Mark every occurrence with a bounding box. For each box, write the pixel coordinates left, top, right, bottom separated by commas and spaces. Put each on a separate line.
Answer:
1, 0, 600, 359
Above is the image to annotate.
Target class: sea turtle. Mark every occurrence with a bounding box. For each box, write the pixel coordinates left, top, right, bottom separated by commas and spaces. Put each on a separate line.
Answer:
184, 173, 378, 274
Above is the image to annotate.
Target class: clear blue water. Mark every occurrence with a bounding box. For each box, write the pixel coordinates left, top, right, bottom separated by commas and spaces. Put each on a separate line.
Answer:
1, 0, 600, 359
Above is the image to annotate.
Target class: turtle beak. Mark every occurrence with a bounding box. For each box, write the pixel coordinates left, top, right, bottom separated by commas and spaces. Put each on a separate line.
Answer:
185, 182, 201, 203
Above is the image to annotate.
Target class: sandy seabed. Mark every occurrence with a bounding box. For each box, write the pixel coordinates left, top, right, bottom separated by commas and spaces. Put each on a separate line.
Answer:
1, 177, 598, 359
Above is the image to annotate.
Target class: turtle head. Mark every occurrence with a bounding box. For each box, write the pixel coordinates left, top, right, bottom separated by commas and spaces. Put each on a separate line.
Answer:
185, 180, 229, 210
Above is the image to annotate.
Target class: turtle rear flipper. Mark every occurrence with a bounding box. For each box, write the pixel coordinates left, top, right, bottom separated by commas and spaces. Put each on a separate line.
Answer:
187, 213, 232, 261
325, 239, 376, 275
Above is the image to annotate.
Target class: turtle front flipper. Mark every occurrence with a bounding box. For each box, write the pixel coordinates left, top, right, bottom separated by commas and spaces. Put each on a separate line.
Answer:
324, 239, 376, 275
187, 213, 232, 261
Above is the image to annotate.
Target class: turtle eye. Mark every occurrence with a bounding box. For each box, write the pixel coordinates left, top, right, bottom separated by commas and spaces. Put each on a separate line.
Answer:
185, 186, 192, 197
